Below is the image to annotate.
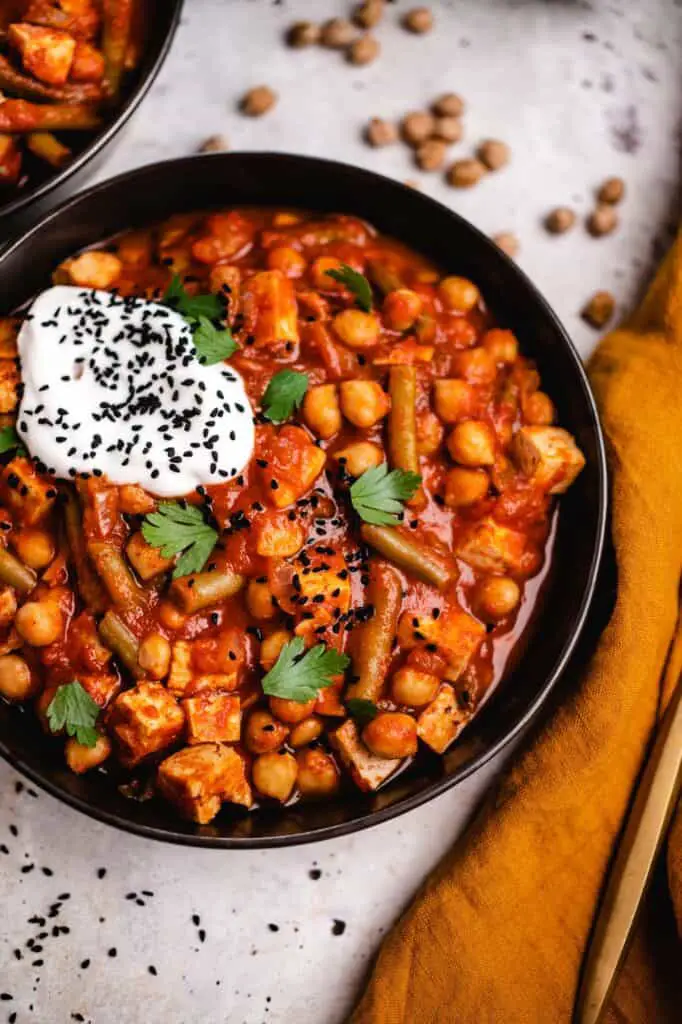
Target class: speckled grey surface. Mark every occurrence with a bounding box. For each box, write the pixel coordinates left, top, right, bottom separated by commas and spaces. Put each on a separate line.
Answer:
1, 2, 681, 1022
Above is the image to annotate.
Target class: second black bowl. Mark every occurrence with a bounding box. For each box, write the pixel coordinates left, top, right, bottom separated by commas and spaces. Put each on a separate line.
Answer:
0, 153, 608, 847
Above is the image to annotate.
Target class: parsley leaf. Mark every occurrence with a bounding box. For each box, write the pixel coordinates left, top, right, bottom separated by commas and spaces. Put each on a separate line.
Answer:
192, 315, 239, 365
262, 636, 350, 703
350, 463, 421, 526
47, 680, 100, 748
326, 263, 373, 312
261, 369, 309, 423
346, 697, 379, 728
162, 273, 224, 322
141, 501, 218, 579
0, 425, 26, 457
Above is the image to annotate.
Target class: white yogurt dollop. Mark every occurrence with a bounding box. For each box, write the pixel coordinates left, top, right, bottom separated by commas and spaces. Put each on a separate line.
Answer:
17, 286, 254, 497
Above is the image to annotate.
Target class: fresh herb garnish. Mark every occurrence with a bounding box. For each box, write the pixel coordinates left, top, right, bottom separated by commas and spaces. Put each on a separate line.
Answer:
141, 501, 218, 579
192, 315, 238, 365
262, 636, 350, 703
162, 273, 224, 322
261, 369, 309, 423
47, 681, 100, 748
346, 697, 379, 727
0, 425, 26, 457
326, 263, 373, 312
350, 463, 421, 526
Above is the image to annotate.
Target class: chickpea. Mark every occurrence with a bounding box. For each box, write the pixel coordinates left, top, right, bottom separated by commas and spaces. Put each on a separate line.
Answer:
492, 232, 519, 259
451, 347, 497, 385
483, 328, 518, 365
15, 601, 62, 646
286, 20, 321, 47
403, 7, 433, 33
296, 748, 340, 798
12, 528, 55, 570
320, 17, 356, 48
240, 85, 277, 117
354, 0, 385, 29
365, 117, 398, 148
432, 92, 465, 117
348, 35, 380, 66
198, 134, 229, 153
475, 576, 521, 622
523, 391, 554, 426
246, 579, 277, 621
65, 733, 111, 774
433, 116, 463, 143
391, 667, 440, 707
253, 751, 298, 802
416, 410, 444, 455
477, 139, 511, 171
447, 420, 496, 467
444, 467, 489, 507
545, 207, 576, 234
0, 587, 17, 626
260, 629, 291, 671
587, 205, 618, 237
401, 111, 435, 147
266, 246, 306, 278
415, 139, 448, 172
438, 275, 480, 313
382, 289, 423, 332
447, 158, 486, 189
597, 176, 625, 205
340, 380, 390, 428
158, 600, 187, 631
335, 441, 383, 477
137, 633, 171, 680
581, 290, 615, 330
288, 715, 324, 748
333, 309, 380, 349
310, 256, 343, 290
61, 251, 122, 289
269, 695, 316, 724
0, 654, 36, 701
244, 709, 289, 755
433, 378, 474, 423
363, 712, 418, 759
303, 384, 342, 440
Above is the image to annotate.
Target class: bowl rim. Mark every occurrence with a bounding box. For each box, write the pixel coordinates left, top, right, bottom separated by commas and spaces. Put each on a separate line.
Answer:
0, 152, 609, 848
0, 0, 184, 224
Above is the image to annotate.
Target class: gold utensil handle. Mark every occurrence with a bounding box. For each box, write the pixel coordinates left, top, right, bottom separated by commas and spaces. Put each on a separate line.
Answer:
574, 677, 682, 1024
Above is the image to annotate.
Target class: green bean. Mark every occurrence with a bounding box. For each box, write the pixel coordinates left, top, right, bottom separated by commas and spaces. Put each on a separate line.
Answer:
0, 547, 35, 595
98, 610, 142, 678
367, 258, 404, 295
169, 569, 246, 614
346, 562, 402, 702
26, 132, 71, 168
88, 541, 147, 611
360, 524, 454, 590
63, 490, 108, 613
388, 365, 420, 477
102, 0, 134, 99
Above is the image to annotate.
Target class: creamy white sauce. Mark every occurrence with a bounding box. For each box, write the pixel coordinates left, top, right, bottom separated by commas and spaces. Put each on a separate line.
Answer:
17, 286, 255, 497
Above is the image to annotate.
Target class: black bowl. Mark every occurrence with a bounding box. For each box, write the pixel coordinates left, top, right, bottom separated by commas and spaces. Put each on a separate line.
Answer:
0, 0, 183, 237
0, 154, 608, 847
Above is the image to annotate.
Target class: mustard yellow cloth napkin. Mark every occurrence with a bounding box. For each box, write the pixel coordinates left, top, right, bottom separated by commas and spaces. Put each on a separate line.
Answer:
351, 233, 682, 1024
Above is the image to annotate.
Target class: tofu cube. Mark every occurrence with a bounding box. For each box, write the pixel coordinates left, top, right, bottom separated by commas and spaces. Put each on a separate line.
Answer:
512, 426, 586, 495
2, 457, 57, 525
397, 607, 484, 679
108, 682, 184, 767
292, 551, 351, 643
126, 531, 174, 581
167, 641, 192, 696
258, 426, 326, 508
0, 360, 19, 413
183, 692, 241, 744
157, 743, 253, 823
455, 517, 527, 574
8, 23, 76, 85
79, 673, 120, 709
417, 683, 467, 754
329, 720, 400, 792
167, 640, 242, 698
